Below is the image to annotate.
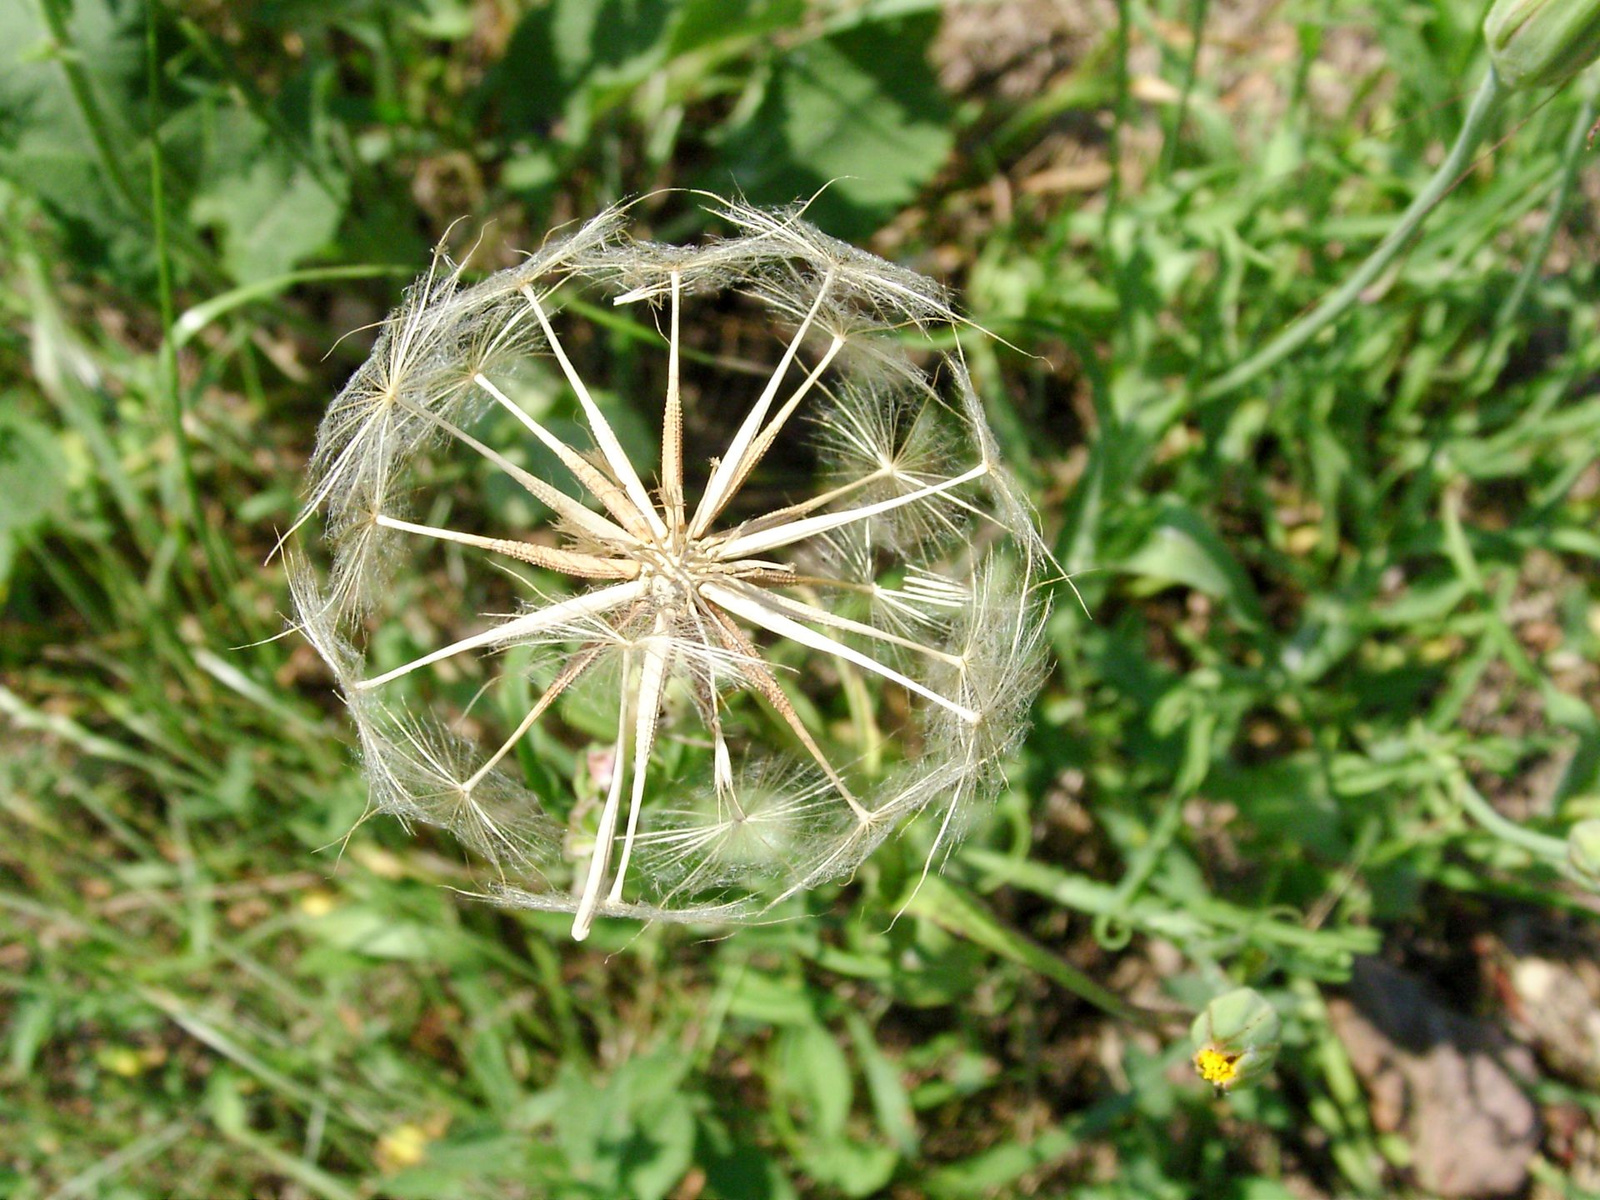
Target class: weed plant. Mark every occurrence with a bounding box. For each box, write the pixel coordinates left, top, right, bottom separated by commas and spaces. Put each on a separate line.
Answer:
2, 1, 1599, 1197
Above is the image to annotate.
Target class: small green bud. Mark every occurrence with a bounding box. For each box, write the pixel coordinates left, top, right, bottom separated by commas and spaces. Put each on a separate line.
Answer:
1191, 987, 1281, 1092
1567, 818, 1600, 885
1485, 0, 1600, 89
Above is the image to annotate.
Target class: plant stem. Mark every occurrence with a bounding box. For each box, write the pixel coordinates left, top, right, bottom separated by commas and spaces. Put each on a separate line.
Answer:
39, 0, 143, 224
148, 0, 237, 621
902, 873, 1163, 1028
1454, 776, 1566, 861
1160, 0, 1210, 179
1469, 73, 1599, 390
41, 0, 221, 286
1102, 0, 1132, 236
1201, 66, 1507, 402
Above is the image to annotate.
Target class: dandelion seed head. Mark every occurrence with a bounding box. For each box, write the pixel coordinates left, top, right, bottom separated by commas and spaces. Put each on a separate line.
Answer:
288, 197, 1053, 939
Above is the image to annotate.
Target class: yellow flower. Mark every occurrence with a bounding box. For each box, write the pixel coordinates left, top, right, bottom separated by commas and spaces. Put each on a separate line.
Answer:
376, 1123, 431, 1172
1191, 987, 1281, 1092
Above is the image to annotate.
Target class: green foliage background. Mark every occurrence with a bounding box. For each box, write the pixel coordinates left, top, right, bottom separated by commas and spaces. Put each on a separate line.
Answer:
2, 0, 1599, 1196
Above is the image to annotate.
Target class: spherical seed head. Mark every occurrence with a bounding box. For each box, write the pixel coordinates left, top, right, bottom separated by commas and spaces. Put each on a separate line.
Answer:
287, 198, 1053, 939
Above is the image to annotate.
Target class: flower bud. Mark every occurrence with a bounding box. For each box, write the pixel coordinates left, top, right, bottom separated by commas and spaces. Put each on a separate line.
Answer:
1567, 818, 1600, 885
1484, 0, 1600, 90
1191, 987, 1281, 1092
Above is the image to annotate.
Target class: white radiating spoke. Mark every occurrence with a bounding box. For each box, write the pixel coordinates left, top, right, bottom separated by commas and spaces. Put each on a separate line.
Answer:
713, 463, 988, 560
711, 335, 844, 515
356, 579, 648, 690
681, 591, 738, 808
374, 514, 640, 579
608, 611, 673, 904
689, 272, 834, 538
573, 650, 633, 941
661, 271, 686, 541
731, 468, 889, 537
520, 287, 670, 543
701, 581, 977, 724
475, 374, 653, 543
716, 577, 961, 666
465, 640, 612, 789
702, 601, 868, 821
395, 389, 637, 549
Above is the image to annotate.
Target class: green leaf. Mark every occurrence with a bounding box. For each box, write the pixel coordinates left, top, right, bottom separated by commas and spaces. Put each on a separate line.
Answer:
697, 1116, 800, 1200
618, 1051, 697, 1200
619, 1097, 696, 1200
844, 1012, 918, 1156
925, 1122, 1085, 1198
304, 904, 465, 962
716, 11, 952, 236
495, 0, 674, 138
403, 0, 477, 40
877, 917, 988, 1009
1224, 1180, 1301, 1200
385, 1135, 562, 1199
547, 1052, 697, 1200
797, 1136, 897, 1198
902, 873, 1149, 1024
723, 966, 817, 1024
187, 107, 347, 283
171, 263, 407, 348
669, 0, 804, 55
6, 994, 54, 1076
0, 409, 68, 535
1205, 755, 1348, 857
0, 0, 150, 277
774, 1021, 853, 1138
1117, 501, 1265, 630
204, 1069, 250, 1138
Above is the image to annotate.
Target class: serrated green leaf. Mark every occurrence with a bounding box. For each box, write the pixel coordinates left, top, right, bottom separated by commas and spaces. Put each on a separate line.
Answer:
495, 0, 673, 139
716, 12, 952, 236
187, 107, 346, 283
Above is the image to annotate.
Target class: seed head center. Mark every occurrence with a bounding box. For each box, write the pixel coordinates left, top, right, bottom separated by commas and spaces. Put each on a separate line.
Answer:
639, 539, 713, 600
